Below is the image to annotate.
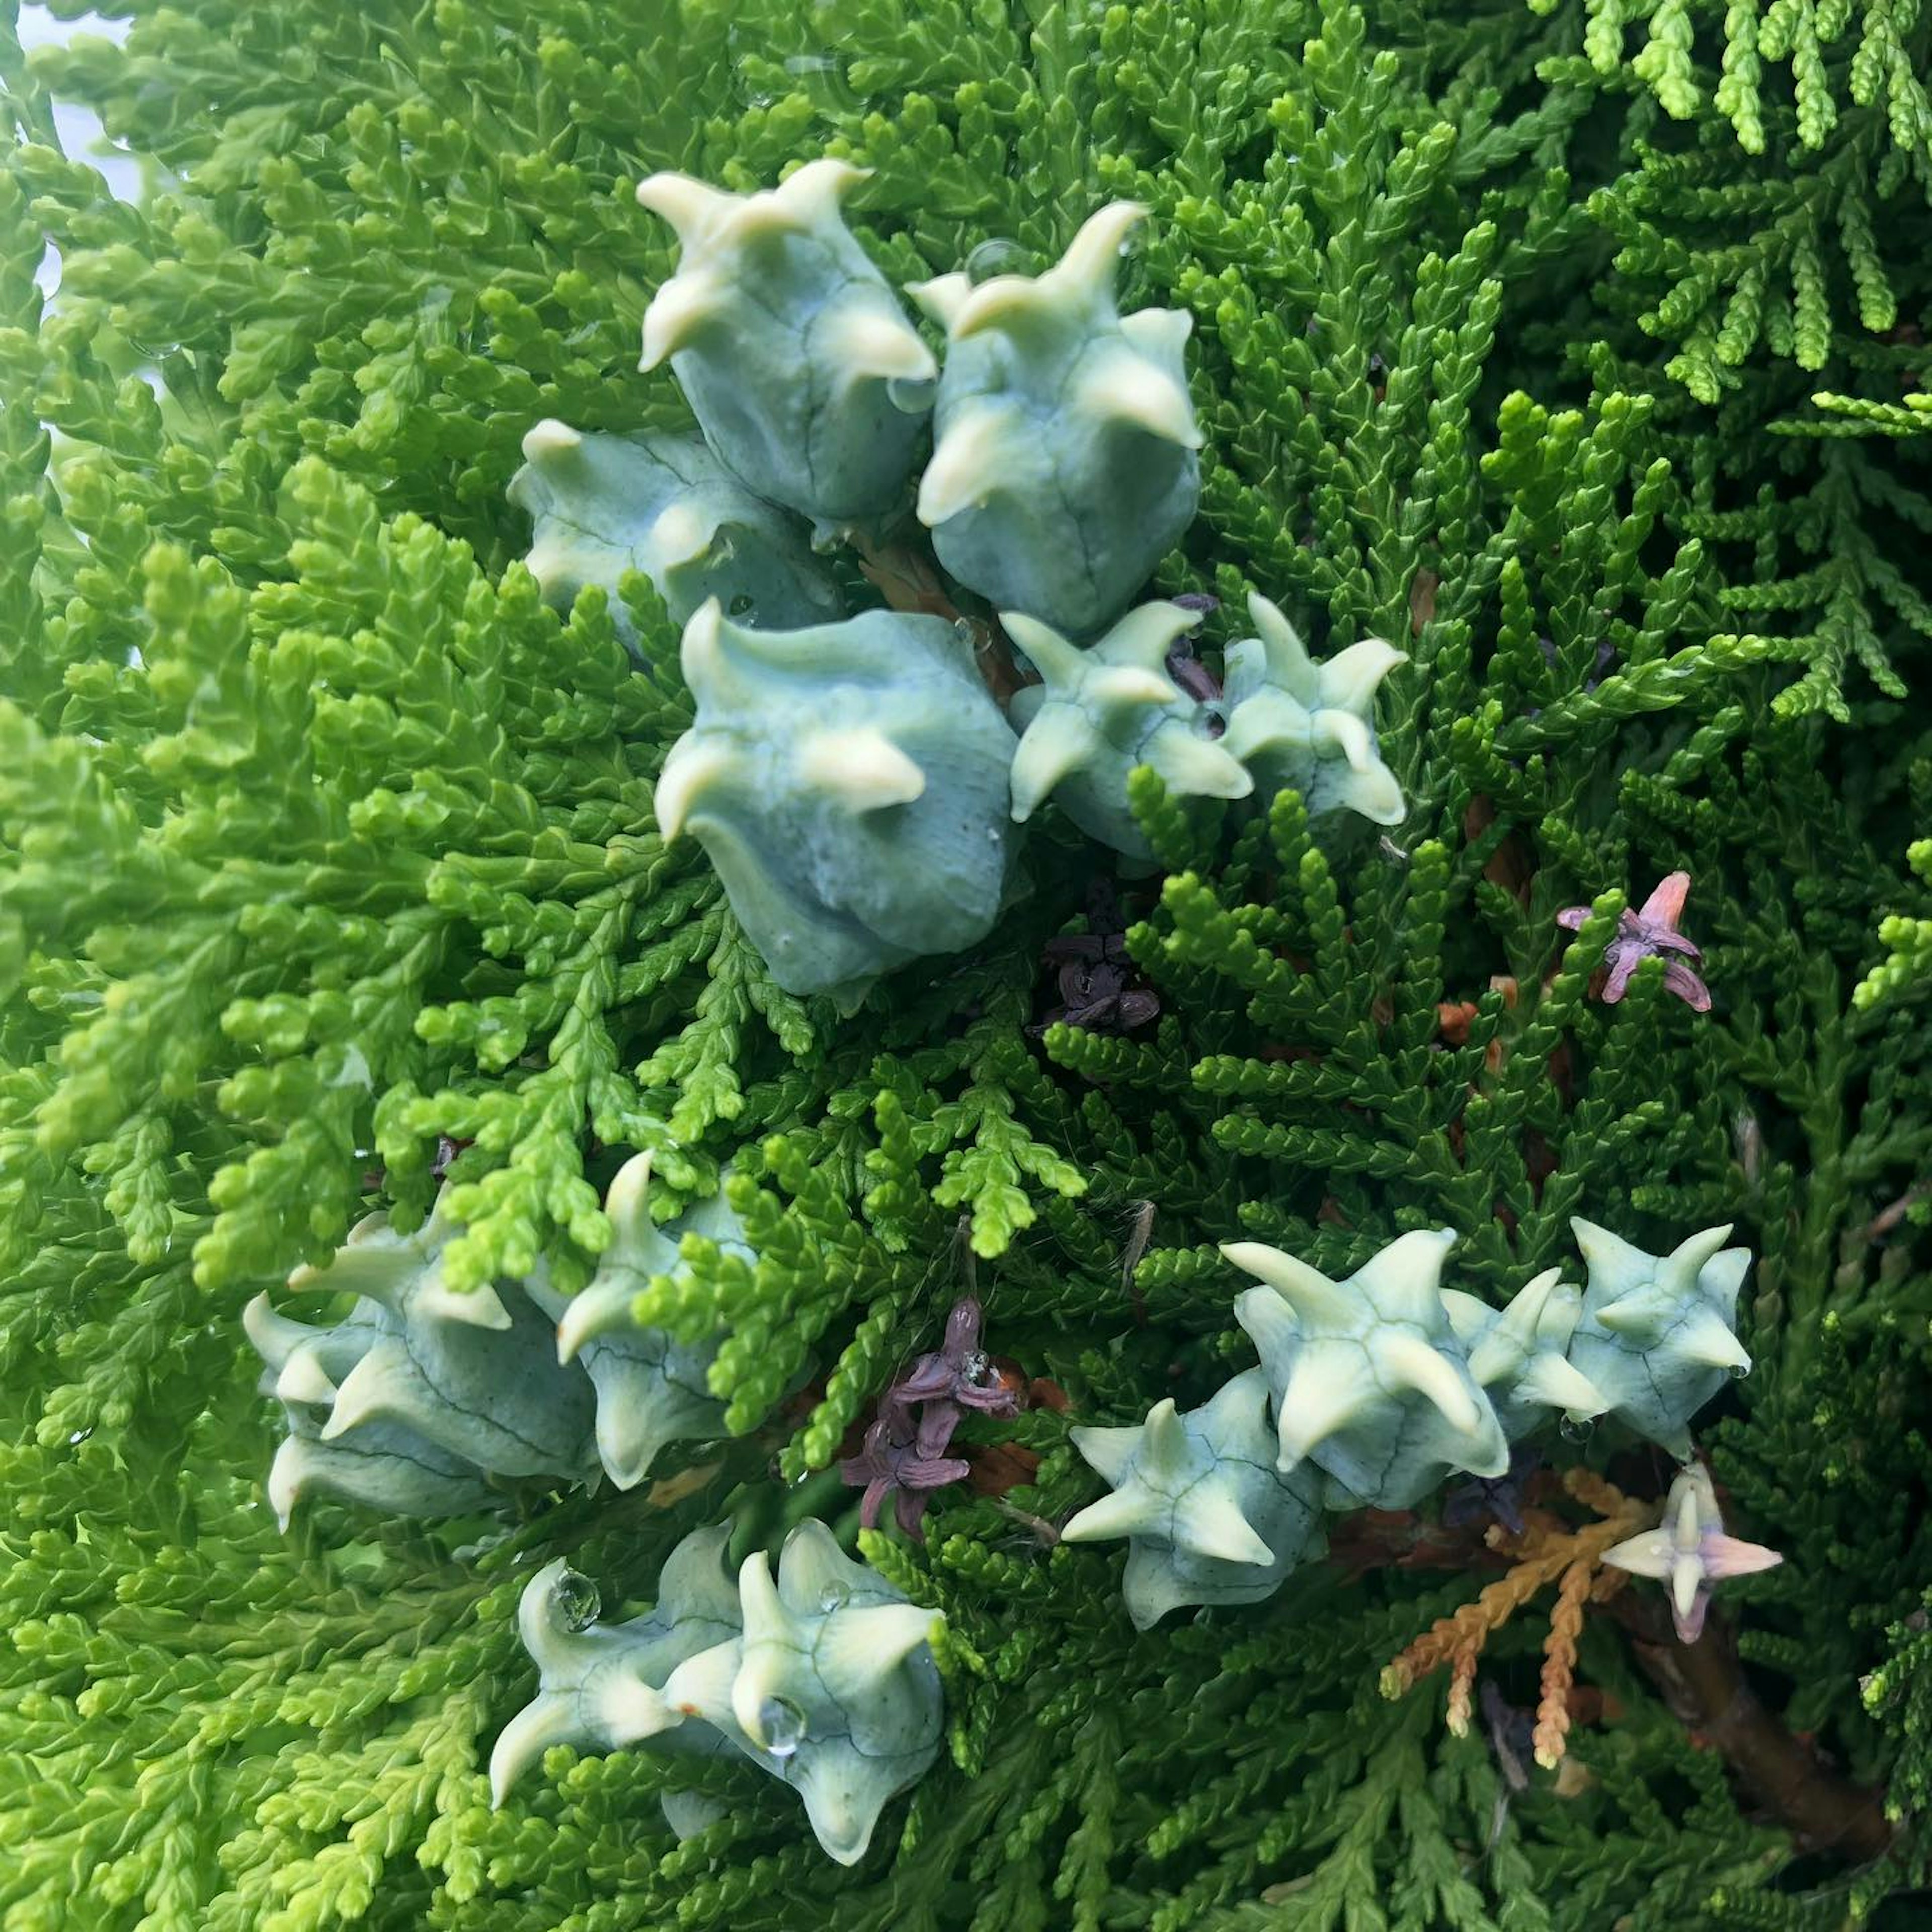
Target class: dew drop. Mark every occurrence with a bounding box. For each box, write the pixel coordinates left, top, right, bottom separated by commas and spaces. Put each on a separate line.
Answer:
1557, 1414, 1594, 1443
965, 237, 1027, 285
817, 1581, 850, 1614
728, 593, 755, 617
552, 1568, 601, 1631
781, 48, 858, 110
757, 1695, 808, 1756
887, 372, 936, 415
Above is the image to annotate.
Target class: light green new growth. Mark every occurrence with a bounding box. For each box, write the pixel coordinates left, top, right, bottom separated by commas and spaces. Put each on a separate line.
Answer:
3, 0, 1930, 1922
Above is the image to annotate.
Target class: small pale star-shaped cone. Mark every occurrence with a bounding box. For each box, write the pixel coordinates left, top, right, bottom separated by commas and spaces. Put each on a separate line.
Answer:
507, 420, 844, 651
1219, 593, 1407, 826
1565, 1219, 1753, 1459
1438, 1267, 1611, 1441
1556, 870, 1712, 1012
635, 159, 937, 531
909, 201, 1203, 639
1063, 1369, 1325, 1628
244, 1185, 603, 1523
655, 598, 1018, 1008
659, 1521, 946, 1865
1601, 1463, 1784, 1643
1005, 602, 1250, 860
1227, 1229, 1510, 1509
488, 1523, 745, 1807
525, 1152, 740, 1491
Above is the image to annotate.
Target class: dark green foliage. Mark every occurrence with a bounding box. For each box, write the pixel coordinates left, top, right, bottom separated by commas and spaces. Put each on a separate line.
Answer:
3, 1, 1930, 1927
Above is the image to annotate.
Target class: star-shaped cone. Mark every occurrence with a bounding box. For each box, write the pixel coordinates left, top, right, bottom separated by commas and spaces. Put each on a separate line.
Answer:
524, 1152, 737, 1490
507, 422, 844, 648
303, 1248, 595, 1482
1566, 1219, 1753, 1458
1601, 1464, 1784, 1642
1439, 1267, 1611, 1441
1556, 871, 1712, 1011
634, 160, 936, 530
244, 1188, 600, 1523
907, 202, 1202, 639
654, 600, 1017, 1007
489, 1523, 745, 1806
1006, 602, 1250, 860
658, 1521, 946, 1865
838, 1296, 1017, 1538
259, 1396, 501, 1528
1220, 593, 1407, 826
909, 202, 1168, 348
1064, 1369, 1325, 1628
1227, 1230, 1509, 1509
248, 1272, 498, 1527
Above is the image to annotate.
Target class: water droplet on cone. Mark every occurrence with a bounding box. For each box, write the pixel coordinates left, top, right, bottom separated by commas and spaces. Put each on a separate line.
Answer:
553, 1569, 601, 1631
758, 1695, 808, 1756
965, 237, 1027, 284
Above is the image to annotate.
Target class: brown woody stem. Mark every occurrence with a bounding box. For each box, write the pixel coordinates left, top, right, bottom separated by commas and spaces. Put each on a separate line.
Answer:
847, 531, 1031, 704
1605, 1589, 1894, 1862
1341, 1499, 1895, 1864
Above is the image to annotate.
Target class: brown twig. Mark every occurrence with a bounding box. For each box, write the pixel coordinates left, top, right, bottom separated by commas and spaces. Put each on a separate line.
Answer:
1446, 1636, 1480, 1738
1380, 1471, 1650, 1725
1327, 1505, 1513, 1582
847, 530, 1031, 704
1605, 1587, 1895, 1861
1363, 1465, 1895, 1864
1855, 1177, 1930, 1246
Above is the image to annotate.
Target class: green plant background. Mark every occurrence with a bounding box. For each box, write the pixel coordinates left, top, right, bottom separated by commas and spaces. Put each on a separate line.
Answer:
3, 0, 1931, 1926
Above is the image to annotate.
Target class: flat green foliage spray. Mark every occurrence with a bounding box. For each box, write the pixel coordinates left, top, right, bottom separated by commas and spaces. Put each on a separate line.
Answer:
3, 2, 1932, 1928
